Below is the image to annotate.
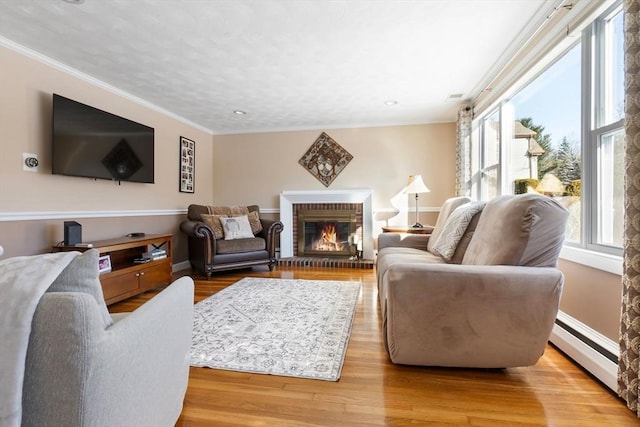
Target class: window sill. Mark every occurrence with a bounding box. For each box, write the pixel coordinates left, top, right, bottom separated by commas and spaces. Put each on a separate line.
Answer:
559, 246, 622, 275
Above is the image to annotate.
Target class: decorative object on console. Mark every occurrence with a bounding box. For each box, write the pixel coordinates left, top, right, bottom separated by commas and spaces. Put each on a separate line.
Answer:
299, 132, 353, 187
179, 136, 195, 193
97, 254, 112, 273
63, 221, 82, 246
403, 175, 430, 228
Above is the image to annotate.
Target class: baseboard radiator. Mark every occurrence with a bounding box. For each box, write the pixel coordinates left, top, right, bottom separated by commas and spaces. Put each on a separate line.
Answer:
549, 311, 619, 392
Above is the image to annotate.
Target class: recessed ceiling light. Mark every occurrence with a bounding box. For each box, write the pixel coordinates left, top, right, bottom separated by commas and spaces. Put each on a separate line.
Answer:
384, 100, 398, 106
62, 0, 85, 4
233, 110, 247, 115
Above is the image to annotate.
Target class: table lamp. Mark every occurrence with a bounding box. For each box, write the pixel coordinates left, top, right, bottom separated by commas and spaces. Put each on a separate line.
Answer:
404, 175, 430, 228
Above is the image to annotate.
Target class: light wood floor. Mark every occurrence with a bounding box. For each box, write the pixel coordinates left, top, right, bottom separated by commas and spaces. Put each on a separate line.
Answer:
109, 266, 639, 426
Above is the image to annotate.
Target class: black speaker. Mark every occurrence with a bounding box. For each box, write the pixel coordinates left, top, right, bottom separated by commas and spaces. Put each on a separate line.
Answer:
64, 221, 82, 246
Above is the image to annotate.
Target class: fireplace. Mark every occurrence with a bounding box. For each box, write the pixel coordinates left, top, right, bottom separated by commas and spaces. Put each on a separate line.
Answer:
297, 209, 357, 257
279, 189, 374, 260
293, 203, 363, 258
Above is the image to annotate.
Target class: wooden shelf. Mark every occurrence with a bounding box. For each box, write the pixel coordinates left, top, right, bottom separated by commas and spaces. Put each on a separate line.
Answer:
53, 234, 173, 305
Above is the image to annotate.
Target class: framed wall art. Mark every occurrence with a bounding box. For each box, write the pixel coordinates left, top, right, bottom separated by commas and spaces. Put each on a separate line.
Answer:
179, 136, 195, 193
299, 132, 353, 187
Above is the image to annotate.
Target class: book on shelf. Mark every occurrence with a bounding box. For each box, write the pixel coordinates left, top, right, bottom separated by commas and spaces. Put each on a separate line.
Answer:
134, 248, 167, 264
133, 255, 166, 263
142, 248, 166, 258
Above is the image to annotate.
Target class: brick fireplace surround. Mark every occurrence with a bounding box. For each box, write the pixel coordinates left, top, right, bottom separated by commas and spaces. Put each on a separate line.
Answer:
278, 190, 374, 268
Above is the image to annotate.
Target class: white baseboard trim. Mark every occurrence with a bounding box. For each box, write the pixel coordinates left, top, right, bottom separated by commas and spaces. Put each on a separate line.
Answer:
549, 311, 618, 392
172, 260, 191, 273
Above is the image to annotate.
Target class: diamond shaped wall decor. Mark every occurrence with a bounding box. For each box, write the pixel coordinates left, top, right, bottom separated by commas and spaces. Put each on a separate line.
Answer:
299, 132, 353, 187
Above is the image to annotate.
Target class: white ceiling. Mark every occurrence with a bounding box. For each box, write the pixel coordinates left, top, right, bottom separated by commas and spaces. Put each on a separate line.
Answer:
0, 0, 556, 135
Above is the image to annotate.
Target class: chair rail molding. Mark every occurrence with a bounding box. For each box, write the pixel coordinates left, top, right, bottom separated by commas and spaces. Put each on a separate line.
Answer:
0, 209, 187, 222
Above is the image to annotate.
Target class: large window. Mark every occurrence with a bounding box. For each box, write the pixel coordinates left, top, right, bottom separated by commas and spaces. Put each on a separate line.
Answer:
596, 128, 624, 247
471, 1, 624, 257
589, 5, 625, 251
509, 43, 582, 242
481, 110, 500, 200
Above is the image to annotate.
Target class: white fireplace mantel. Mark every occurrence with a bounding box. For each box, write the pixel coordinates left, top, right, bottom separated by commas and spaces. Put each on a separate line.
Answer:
279, 189, 374, 259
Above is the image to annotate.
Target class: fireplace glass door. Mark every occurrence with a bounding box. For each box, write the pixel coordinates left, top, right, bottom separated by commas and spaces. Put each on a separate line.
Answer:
297, 210, 356, 257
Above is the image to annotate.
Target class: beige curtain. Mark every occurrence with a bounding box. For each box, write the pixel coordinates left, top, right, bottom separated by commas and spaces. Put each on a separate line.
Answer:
619, 0, 640, 416
455, 104, 473, 196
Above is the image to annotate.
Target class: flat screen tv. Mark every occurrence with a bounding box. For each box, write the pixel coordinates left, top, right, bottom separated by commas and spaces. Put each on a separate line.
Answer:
52, 94, 155, 183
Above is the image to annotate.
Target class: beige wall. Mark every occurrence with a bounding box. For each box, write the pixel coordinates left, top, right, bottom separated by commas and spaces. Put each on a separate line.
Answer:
0, 215, 189, 266
0, 45, 213, 261
212, 124, 457, 229
0, 43, 457, 261
558, 259, 622, 341
2, 39, 620, 350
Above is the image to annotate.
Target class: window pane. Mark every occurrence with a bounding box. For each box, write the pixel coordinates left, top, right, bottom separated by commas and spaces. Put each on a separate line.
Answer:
602, 8, 624, 125
597, 128, 624, 246
482, 111, 500, 199
470, 123, 481, 199
508, 43, 582, 242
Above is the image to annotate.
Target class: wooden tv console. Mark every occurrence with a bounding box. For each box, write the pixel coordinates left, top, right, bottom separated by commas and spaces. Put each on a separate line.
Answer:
52, 233, 173, 305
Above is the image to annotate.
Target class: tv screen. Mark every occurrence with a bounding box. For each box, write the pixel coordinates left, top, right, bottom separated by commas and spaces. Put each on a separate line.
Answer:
52, 94, 155, 183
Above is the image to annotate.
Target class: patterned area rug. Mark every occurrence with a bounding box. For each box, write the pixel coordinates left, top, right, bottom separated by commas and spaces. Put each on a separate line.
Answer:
190, 277, 361, 381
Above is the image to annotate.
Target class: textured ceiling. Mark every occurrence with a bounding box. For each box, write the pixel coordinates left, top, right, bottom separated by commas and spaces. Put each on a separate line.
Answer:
0, 0, 556, 134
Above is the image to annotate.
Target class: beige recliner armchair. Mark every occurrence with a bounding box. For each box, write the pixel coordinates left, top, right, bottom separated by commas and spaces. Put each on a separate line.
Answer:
377, 193, 568, 368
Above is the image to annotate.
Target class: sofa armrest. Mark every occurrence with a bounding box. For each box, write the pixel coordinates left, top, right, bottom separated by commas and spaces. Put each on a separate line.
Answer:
24, 277, 194, 427
377, 232, 430, 251
180, 219, 214, 241
181, 219, 217, 266
257, 219, 284, 259
382, 263, 563, 368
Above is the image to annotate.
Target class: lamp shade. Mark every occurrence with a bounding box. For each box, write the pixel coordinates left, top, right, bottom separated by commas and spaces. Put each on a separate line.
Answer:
536, 173, 564, 195
404, 175, 430, 194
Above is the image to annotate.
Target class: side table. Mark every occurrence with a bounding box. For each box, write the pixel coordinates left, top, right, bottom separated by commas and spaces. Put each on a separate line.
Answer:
381, 225, 434, 234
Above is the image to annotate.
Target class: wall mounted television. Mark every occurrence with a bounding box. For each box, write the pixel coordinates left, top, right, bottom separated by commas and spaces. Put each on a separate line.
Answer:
52, 94, 155, 184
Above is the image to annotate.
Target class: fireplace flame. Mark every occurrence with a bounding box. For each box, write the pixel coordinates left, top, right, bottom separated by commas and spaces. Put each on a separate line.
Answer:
312, 224, 345, 252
